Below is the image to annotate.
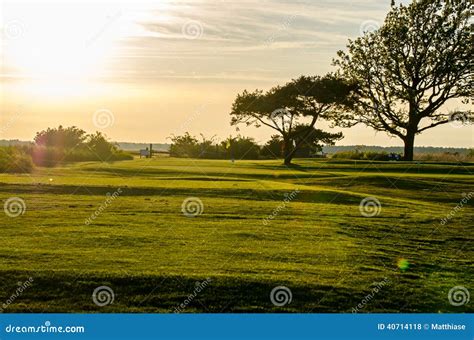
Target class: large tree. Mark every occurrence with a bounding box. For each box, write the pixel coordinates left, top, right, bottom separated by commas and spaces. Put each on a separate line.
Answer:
334, 0, 473, 161
230, 75, 352, 165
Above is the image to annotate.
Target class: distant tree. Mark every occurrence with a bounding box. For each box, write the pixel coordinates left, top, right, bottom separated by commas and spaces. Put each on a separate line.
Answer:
334, 0, 473, 161
86, 132, 118, 160
222, 135, 260, 160
169, 133, 200, 158
261, 135, 284, 158
197, 134, 218, 158
34, 126, 87, 149
230, 74, 353, 165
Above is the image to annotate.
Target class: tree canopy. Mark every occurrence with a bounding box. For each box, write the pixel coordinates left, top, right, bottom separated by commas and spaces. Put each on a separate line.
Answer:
334, 0, 473, 160
230, 74, 352, 164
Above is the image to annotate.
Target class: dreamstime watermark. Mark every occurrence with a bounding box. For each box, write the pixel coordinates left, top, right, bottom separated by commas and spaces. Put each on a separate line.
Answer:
3, 197, 26, 217
440, 191, 473, 225
176, 103, 210, 133
352, 277, 390, 313
270, 286, 292, 307
84, 188, 122, 225
0, 111, 22, 136
448, 286, 470, 306
92, 109, 115, 129
85, 9, 122, 47
181, 20, 204, 40
3, 20, 25, 39
270, 108, 290, 120
173, 278, 212, 313
262, 189, 299, 225
92, 286, 115, 307
448, 111, 472, 128
264, 13, 299, 46
359, 197, 382, 217
5, 321, 85, 334
0, 277, 34, 312
181, 197, 204, 217
359, 20, 380, 35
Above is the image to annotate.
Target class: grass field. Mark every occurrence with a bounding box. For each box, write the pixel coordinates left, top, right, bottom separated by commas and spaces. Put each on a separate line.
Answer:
0, 157, 472, 313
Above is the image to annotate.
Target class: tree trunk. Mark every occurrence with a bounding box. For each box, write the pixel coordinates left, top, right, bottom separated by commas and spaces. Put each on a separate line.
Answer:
403, 131, 415, 161
283, 138, 293, 165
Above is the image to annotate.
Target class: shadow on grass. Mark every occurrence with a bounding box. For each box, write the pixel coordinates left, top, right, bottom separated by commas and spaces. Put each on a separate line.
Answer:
0, 183, 364, 205
1, 271, 469, 313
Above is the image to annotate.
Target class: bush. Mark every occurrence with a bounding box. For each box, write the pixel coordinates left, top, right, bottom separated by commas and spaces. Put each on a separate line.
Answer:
260, 135, 283, 159
29, 127, 133, 166
0, 146, 34, 173
29, 146, 132, 166
415, 152, 473, 162
331, 150, 391, 161
169, 133, 261, 160
169, 133, 201, 158
224, 136, 260, 160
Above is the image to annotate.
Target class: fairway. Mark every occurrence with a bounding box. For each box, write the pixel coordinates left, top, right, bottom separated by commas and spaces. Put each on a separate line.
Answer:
0, 158, 472, 313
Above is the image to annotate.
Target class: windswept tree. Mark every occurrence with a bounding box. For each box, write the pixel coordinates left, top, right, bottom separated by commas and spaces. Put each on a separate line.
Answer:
230, 74, 353, 165
334, 0, 473, 161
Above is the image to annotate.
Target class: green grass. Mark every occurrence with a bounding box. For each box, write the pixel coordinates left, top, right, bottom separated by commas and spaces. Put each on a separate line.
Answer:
0, 157, 472, 313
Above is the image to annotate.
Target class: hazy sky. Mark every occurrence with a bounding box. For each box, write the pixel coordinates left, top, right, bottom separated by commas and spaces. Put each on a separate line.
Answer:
1, 0, 472, 146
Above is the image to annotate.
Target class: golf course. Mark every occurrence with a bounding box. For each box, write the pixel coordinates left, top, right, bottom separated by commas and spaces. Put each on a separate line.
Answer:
0, 157, 472, 313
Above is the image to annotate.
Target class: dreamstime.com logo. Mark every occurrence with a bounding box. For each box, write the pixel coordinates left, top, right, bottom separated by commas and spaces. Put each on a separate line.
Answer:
181, 20, 203, 40
5, 321, 85, 334
92, 286, 115, 307
263, 189, 299, 225
181, 197, 204, 217
359, 197, 382, 217
0, 111, 22, 136
270, 286, 292, 307
359, 20, 380, 35
352, 277, 390, 313
270, 108, 290, 120
93, 108, 115, 129
0, 277, 34, 312
264, 13, 298, 46
448, 111, 472, 128
3, 197, 26, 217
440, 191, 473, 225
85, 188, 122, 225
173, 278, 212, 313
3, 20, 25, 39
448, 286, 470, 307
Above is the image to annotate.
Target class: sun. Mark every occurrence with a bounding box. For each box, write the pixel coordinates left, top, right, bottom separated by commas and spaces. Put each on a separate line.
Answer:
2, 2, 123, 82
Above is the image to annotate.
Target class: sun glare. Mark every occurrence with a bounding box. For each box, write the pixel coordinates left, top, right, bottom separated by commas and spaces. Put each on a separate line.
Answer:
2, 3, 126, 82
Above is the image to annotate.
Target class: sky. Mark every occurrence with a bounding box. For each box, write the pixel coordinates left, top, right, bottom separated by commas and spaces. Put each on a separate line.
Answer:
0, 0, 472, 147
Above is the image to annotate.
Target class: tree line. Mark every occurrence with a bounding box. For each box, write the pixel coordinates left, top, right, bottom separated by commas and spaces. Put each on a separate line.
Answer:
169, 128, 342, 160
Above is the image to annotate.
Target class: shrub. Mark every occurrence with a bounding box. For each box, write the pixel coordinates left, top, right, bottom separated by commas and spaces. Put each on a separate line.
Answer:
169, 133, 201, 158
169, 133, 261, 160
30, 127, 133, 166
29, 146, 132, 166
224, 136, 260, 160
331, 150, 391, 161
0, 146, 34, 173
415, 152, 473, 162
